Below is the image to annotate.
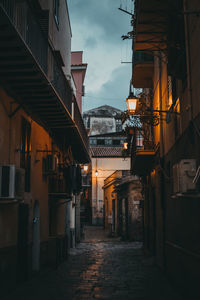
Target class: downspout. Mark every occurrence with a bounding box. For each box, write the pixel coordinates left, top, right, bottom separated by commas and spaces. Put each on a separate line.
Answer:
184, 0, 193, 121
8, 103, 12, 164
159, 51, 166, 269
96, 158, 98, 215
159, 52, 164, 159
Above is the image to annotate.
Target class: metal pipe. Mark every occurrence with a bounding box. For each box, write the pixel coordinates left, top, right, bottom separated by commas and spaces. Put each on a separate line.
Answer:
184, 0, 194, 121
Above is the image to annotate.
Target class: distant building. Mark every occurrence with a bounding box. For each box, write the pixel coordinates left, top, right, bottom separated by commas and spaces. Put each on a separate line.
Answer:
83, 105, 123, 136
91, 141, 130, 225
103, 170, 143, 241
84, 105, 130, 225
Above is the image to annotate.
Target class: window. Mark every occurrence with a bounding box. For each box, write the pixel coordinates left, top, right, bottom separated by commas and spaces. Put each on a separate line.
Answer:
90, 139, 97, 145
105, 139, 112, 145
53, 0, 59, 27
116, 119, 122, 132
112, 139, 120, 146
20, 118, 31, 192
136, 130, 143, 148
97, 139, 105, 145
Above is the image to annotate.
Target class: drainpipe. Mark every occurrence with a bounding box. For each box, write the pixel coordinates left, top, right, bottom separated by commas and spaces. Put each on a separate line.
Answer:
8, 103, 12, 164
70, 193, 76, 248
184, 0, 193, 121
96, 158, 98, 224
159, 52, 164, 159
158, 51, 166, 269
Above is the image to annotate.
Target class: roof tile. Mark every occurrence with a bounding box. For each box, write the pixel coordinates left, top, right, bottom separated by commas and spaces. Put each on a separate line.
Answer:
90, 147, 124, 157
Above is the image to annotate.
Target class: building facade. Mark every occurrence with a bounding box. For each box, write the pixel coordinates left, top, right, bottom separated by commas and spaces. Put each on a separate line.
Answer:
83, 105, 129, 225
71, 51, 87, 113
103, 170, 143, 240
83, 105, 123, 136
0, 0, 90, 294
91, 147, 130, 225
131, 0, 200, 297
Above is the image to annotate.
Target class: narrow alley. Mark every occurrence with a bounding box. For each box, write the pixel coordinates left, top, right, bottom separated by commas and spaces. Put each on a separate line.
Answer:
3, 227, 182, 300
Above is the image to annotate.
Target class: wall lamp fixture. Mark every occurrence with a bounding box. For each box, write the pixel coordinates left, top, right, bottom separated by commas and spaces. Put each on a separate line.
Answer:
123, 142, 128, 150
83, 165, 88, 172
124, 83, 179, 127
126, 82, 138, 115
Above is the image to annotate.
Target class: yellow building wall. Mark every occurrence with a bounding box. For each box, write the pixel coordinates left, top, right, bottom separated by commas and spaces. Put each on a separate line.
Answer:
0, 87, 56, 247
91, 157, 130, 223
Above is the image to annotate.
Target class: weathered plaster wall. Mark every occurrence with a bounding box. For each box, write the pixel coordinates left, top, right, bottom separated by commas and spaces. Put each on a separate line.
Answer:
91, 157, 130, 224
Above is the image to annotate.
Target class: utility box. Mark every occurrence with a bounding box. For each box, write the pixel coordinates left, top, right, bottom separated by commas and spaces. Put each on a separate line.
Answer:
173, 159, 196, 194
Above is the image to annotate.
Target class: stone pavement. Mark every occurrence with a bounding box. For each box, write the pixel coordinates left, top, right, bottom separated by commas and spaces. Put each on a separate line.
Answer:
3, 226, 183, 300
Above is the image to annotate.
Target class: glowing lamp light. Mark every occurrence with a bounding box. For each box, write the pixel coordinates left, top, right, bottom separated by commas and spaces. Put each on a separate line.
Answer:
83, 165, 88, 172
95, 170, 98, 177
126, 93, 138, 115
123, 142, 128, 150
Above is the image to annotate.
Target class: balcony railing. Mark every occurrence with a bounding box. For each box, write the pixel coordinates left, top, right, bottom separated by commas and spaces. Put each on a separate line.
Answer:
132, 128, 155, 153
0, 0, 90, 161
131, 127, 155, 175
74, 99, 89, 150
0, 0, 72, 113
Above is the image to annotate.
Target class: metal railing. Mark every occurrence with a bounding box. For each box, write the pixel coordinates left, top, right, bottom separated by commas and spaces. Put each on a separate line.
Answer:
132, 127, 155, 154
0, 0, 90, 152
73, 99, 89, 150
0, 0, 72, 113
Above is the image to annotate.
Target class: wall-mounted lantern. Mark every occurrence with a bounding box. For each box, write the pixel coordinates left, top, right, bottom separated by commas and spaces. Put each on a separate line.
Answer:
123, 142, 128, 150
83, 165, 88, 172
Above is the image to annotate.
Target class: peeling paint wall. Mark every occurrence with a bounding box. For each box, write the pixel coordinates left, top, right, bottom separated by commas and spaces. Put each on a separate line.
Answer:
90, 117, 116, 135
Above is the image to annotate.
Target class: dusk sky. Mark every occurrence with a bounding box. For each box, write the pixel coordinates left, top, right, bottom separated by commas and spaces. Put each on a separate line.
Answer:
68, 0, 133, 112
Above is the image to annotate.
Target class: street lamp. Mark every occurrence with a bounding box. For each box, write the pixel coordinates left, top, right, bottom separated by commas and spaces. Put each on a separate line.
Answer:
83, 165, 88, 172
126, 83, 138, 115
95, 170, 98, 177
123, 142, 128, 150
124, 84, 179, 127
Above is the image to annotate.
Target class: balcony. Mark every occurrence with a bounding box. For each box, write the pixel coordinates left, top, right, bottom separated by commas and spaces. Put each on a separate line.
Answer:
132, 51, 154, 88
0, 0, 90, 163
133, 0, 168, 52
131, 128, 155, 176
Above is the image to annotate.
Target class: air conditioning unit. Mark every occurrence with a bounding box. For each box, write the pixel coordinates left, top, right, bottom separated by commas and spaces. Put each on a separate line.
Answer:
173, 159, 196, 194
0, 165, 25, 199
46, 155, 58, 173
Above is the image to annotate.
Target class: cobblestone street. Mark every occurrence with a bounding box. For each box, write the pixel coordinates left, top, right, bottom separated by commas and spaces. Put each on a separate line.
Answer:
3, 227, 182, 300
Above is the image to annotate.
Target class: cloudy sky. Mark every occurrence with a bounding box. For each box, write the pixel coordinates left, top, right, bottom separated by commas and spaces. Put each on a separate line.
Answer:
68, 0, 133, 112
